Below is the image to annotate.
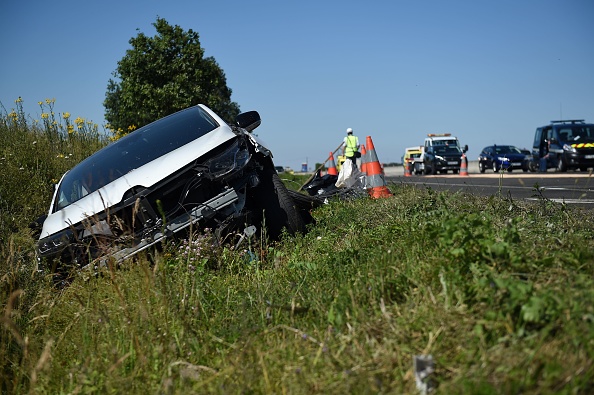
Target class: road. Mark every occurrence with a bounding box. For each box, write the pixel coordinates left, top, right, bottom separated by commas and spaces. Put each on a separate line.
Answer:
383, 164, 594, 209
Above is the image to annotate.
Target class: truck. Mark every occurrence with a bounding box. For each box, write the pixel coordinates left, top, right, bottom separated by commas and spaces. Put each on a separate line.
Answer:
532, 119, 594, 172
403, 146, 425, 175
421, 133, 468, 175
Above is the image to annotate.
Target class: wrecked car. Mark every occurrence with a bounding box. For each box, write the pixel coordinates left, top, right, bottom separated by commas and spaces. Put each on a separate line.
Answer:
36, 105, 306, 271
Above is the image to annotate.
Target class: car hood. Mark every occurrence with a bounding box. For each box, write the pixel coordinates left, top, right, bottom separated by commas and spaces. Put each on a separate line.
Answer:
40, 124, 238, 239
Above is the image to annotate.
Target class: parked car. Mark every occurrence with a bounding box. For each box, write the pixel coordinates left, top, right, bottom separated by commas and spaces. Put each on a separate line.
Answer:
34, 105, 306, 273
478, 145, 527, 173
532, 119, 594, 172
423, 144, 465, 175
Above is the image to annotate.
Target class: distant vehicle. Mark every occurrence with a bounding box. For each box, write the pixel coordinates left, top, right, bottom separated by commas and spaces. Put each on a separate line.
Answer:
403, 146, 424, 175
423, 144, 465, 175
275, 166, 285, 173
532, 120, 594, 172
421, 134, 468, 175
478, 145, 528, 173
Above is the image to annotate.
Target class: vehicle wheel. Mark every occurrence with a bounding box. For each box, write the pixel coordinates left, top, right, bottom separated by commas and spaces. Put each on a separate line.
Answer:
492, 162, 499, 172
479, 161, 485, 173
252, 167, 306, 240
507, 167, 513, 172
556, 156, 567, 172
453, 169, 459, 174
430, 165, 437, 175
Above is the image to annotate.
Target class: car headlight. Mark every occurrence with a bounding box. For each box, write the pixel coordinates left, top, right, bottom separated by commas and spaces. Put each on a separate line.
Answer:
435, 155, 445, 161
498, 157, 510, 162
563, 144, 577, 153
205, 140, 251, 178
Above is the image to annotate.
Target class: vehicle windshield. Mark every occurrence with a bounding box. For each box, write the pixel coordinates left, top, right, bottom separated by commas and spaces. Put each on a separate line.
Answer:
54, 106, 219, 211
557, 126, 594, 142
434, 146, 462, 154
432, 139, 459, 147
494, 146, 522, 154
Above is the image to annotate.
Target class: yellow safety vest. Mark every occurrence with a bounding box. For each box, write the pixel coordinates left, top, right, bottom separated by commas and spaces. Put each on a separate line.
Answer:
345, 135, 358, 157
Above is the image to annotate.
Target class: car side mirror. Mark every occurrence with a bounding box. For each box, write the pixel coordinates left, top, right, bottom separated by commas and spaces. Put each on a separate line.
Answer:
29, 214, 47, 238
463, 144, 469, 153
236, 111, 261, 132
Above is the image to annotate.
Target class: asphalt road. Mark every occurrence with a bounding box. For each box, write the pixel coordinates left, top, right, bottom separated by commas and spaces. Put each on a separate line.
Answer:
383, 164, 594, 209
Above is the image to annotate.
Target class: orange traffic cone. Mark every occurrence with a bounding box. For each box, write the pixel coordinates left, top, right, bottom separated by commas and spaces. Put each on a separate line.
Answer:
327, 152, 338, 176
404, 158, 412, 177
460, 153, 469, 176
360, 144, 367, 175
365, 136, 393, 198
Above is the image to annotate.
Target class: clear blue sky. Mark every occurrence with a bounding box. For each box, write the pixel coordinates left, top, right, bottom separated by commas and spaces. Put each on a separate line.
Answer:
2, 0, 593, 170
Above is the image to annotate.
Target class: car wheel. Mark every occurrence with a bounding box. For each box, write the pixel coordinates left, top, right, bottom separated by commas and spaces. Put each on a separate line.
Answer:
254, 167, 306, 239
492, 162, 498, 172
430, 164, 437, 175
556, 156, 567, 172
479, 161, 485, 173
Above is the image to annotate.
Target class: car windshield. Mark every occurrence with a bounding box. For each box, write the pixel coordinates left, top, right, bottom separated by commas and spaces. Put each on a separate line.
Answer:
433, 139, 459, 146
557, 126, 594, 142
434, 146, 461, 154
54, 106, 219, 211
494, 146, 522, 154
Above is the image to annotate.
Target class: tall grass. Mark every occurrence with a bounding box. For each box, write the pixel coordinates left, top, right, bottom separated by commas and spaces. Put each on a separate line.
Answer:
1, 100, 594, 394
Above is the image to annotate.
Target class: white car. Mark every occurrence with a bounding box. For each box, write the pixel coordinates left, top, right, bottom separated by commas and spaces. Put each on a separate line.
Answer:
36, 105, 305, 272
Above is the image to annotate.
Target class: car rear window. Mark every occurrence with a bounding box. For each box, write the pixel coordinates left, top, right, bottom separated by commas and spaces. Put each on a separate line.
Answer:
54, 106, 219, 211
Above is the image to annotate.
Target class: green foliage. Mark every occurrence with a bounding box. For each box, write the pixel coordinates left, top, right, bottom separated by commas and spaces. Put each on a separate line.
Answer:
2, 107, 594, 393
104, 17, 240, 135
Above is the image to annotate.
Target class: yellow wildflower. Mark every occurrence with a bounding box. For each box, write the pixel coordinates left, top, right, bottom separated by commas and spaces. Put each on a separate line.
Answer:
63, 112, 70, 119
41, 113, 49, 119
15, 97, 23, 103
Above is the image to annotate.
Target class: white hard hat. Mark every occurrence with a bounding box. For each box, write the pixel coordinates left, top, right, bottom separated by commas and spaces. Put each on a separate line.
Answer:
346, 128, 353, 134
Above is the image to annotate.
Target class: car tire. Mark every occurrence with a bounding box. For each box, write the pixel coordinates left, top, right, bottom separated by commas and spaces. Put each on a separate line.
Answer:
492, 162, 498, 172
254, 167, 306, 240
479, 161, 485, 173
556, 156, 567, 172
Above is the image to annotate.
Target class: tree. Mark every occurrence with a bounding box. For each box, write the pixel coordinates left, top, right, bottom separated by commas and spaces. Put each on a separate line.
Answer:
104, 17, 240, 134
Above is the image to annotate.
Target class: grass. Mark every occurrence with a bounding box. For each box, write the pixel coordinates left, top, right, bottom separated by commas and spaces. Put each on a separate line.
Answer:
1, 99, 594, 394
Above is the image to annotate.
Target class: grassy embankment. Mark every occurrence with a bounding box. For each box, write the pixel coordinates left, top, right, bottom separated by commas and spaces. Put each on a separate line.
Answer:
1, 99, 593, 394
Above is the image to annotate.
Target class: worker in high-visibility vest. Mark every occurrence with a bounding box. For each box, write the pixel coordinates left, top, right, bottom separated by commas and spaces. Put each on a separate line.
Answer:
342, 128, 360, 167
